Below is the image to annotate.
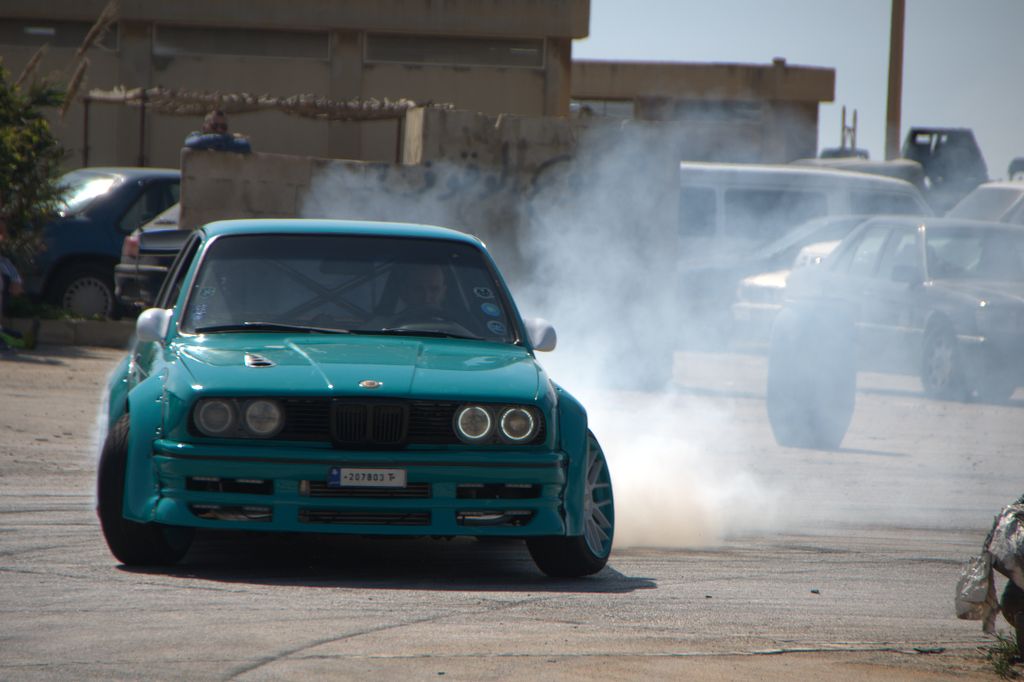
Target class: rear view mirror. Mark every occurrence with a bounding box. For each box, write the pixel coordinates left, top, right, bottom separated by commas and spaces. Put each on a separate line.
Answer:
523, 317, 557, 352
136, 308, 172, 343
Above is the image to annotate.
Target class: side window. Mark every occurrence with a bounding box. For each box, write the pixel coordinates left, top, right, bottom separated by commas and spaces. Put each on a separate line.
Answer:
849, 191, 925, 216
723, 188, 828, 241
832, 226, 890, 277
678, 187, 716, 236
118, 181, 179, 233
875, 229, 918, 280
156, 235, 201, 309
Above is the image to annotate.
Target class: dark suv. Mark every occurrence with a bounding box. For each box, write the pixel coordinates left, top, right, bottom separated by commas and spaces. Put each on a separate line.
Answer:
25, 167, 180, 318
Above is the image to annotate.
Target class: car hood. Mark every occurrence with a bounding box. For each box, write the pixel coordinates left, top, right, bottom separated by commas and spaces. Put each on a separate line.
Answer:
174, 334, 544, 401
933, 280, 1024, 306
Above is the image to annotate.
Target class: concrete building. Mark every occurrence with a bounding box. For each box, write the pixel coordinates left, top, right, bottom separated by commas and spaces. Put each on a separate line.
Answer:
1, 0, 588, 168
2, 2, 834, 169
571, 59, 835, 163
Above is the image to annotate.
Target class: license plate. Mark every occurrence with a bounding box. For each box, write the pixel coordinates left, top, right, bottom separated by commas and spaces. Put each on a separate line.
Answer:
328, 467, 407, 488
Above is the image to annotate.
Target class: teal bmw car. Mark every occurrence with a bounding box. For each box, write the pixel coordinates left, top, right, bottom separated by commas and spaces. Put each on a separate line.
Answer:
98, 219, 615, 577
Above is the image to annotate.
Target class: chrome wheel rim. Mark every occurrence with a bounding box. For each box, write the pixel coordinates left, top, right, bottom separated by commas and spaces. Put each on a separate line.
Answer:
925, 333, 955, 391
583, 437, 614, 557
64, 277, 112, 318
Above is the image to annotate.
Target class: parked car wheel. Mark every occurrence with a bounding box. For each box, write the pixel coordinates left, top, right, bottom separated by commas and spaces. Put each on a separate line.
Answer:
766, 308, 856, 450
920, 323, 968, 401
527, 431, 614, 577
97, 415, 194, 565
49, 263, 117, 318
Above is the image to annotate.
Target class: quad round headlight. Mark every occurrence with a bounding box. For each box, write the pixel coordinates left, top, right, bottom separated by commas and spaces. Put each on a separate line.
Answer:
454, 405, 493, 443
499, 407, 537, 442
195, 399, 238, 437
243, 399, 284, 438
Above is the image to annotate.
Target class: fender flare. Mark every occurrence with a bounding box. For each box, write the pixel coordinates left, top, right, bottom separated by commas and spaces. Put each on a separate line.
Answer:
555, 386, 588, 536
121, 372, 166, 522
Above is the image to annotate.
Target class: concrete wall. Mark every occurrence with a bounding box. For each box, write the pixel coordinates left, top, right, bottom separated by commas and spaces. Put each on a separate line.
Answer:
179, 106, 688, 278
573, 58, 834, 164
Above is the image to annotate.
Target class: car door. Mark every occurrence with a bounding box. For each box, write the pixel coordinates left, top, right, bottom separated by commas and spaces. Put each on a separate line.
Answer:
860, 224, 924, 373
824, 224, 893, 369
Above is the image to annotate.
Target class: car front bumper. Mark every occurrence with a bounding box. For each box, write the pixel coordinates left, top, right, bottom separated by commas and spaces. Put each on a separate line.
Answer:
145, 439, 569, 537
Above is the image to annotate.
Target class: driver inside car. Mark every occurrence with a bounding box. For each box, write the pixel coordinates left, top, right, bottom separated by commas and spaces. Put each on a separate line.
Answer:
396, 263, 448, 314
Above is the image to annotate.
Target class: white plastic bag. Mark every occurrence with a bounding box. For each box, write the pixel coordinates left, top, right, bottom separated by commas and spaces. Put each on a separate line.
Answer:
955, 553, 999, 632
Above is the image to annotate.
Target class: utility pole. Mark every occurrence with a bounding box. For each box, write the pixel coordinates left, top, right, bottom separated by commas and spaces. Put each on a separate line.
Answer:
885, 0, 905, 159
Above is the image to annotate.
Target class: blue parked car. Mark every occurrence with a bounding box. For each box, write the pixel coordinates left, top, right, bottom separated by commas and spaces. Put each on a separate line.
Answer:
26, 167, 180, 317
98, 219, 615, 577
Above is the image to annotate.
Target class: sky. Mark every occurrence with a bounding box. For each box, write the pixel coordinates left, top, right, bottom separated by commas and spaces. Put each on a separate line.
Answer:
572, 0, 1024, 181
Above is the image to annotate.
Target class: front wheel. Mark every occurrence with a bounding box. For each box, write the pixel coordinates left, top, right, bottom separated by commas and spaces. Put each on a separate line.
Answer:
97, 415, 193, 565
49, 263, 117, 318
920, 324, 968, 401
527, 431, 614, 577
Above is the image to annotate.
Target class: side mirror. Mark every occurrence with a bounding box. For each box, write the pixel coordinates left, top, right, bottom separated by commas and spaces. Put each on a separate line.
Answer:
891, 265, 923, 285
136, 308, 172, 343
523, 317, 557, 352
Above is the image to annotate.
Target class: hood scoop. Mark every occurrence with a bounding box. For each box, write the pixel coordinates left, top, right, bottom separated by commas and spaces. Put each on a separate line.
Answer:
244, 352, 275, 368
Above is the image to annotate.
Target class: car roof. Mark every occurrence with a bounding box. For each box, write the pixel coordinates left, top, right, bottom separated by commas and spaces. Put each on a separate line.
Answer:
968, 180, 1024, 192
199, 218, 484, 246
861, 215, 1023, 232
63, 166, 180, 180
678, 161, 920, 191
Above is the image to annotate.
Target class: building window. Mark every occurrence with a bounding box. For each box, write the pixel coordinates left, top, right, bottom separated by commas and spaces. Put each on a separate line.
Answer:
570, 99, 635, 119
154, 25, 328, 60
0, 20, 118, 50
365, 34, 544, 69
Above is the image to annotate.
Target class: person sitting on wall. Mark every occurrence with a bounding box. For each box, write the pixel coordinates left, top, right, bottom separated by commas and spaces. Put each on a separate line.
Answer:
184, 109, 251, 153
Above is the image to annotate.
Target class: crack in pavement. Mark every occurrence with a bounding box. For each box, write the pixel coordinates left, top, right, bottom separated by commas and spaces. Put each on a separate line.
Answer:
224, 594, 553, 680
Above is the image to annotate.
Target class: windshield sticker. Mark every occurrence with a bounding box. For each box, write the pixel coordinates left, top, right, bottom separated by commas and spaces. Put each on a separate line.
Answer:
190, 302, 208, 323
473, 287, 494, 299
486, 320, 506, 335
481, 302, 501, 317
199, 287, 216, 298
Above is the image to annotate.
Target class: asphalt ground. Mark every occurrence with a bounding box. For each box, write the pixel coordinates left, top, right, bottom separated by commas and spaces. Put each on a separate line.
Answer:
1, 344, 1019, 680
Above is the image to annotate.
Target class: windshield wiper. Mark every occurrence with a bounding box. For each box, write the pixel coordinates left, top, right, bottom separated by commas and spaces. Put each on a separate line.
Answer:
366, 327, 482, 341
193, 322, 351, 334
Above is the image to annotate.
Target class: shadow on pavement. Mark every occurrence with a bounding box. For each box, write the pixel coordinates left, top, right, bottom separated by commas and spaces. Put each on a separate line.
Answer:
118, 531, 657, 594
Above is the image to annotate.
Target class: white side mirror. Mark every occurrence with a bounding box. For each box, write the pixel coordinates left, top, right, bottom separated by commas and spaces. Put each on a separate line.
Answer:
523, 317, 557, 352
136, 308, 172, 343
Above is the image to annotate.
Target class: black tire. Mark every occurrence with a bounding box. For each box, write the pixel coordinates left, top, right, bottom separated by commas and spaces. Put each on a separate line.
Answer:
97, 414, 193, 565
48, 263, 117, 319
527, 431, 614, 577
920, 323, 968, 401
765, 309, 856, 450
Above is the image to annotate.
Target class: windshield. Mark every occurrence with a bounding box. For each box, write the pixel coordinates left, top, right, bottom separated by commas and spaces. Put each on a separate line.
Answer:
58, 170, 121, 215
181, 234, 519, 343
926, 228, 1024, 281
751, 215, 867, 260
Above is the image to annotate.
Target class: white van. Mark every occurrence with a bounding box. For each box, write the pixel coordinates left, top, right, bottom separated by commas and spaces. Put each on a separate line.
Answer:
677, 162, 933, 262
